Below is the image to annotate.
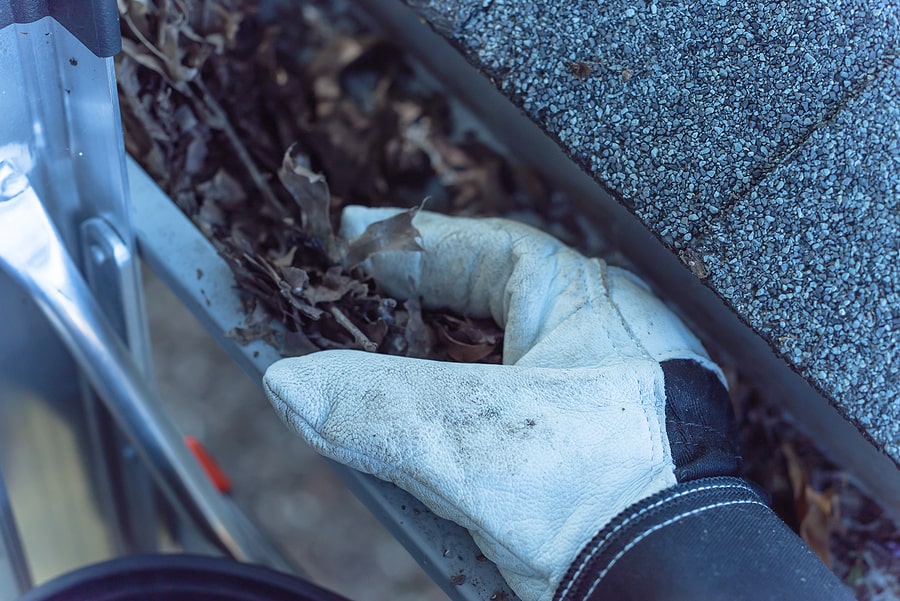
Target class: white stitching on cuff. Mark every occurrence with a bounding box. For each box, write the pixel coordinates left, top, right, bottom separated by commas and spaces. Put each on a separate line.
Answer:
580, 499, 769, 601
557, 481, 758, 601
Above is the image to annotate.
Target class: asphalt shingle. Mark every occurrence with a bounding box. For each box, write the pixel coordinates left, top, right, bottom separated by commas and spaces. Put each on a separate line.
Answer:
404, 0, 900, 462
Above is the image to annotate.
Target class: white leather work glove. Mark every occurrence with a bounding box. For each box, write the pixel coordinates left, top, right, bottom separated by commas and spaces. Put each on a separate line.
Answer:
263, 207, 738, 601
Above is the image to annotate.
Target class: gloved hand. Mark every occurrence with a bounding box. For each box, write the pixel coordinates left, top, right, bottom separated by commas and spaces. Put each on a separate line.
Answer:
263, 207, 738, 601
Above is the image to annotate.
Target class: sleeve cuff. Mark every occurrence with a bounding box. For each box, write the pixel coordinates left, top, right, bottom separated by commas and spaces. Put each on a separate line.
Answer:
554, 476, 853, 601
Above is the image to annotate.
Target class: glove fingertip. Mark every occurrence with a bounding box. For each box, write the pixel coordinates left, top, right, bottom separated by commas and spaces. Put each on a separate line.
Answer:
262, 356, 331, 431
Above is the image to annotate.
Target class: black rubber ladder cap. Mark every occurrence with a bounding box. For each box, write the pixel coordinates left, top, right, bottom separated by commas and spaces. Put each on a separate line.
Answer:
18, 554, 352, 601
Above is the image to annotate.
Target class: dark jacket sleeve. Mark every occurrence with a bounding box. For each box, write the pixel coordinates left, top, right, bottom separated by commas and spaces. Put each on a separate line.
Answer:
553, 477, 855, 601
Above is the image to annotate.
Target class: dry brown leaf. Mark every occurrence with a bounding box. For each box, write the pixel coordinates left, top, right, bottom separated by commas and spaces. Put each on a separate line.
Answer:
227, 301, 275, 345
782, 441, 807, 503
278, 146, 337, 258
196, 197, 227, 231
307, 35, 380, 108
800, 486, 838, 568
439, 314, 501, 346
782, 442, 837, 567
432, 314, 503, 364
366, 319, 390, 347
343, 208, 423, 269
435, 327, 498, 363
272, 246, 298, 268
403, 296, 435, 358
120, 37, 177, 83
116, 56, 169, 179
302, 280, 354, 305
280, 329, 319, 357
286, 296, 324, 321
281, 266, 309, 293
197, 169, 247, 206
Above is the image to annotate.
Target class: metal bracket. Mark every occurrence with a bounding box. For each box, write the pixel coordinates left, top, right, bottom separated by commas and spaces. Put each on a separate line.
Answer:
80, 217, 159, 555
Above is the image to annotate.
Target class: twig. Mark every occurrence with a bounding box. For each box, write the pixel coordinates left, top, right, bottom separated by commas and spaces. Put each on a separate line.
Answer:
330, 306, 377, 352
120, 10, 170, 67
191, 79, 287, 215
